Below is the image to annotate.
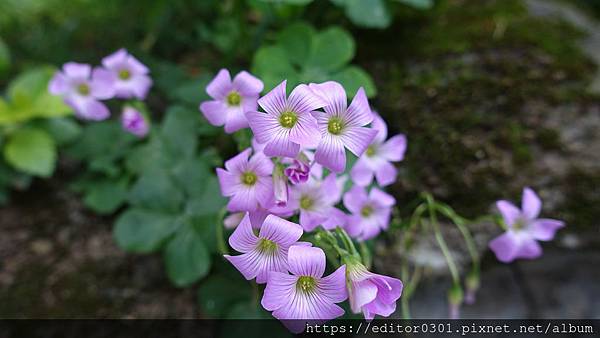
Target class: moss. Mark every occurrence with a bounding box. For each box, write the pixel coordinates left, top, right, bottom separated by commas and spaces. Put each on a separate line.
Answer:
560, 168, 600, 229
355, 0, 596, 218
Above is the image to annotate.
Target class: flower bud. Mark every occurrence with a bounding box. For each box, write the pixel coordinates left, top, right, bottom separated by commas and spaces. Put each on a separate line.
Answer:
284, 159, 310, 185
121, 106, 149, 137
273, 164, 288, 207
464, 270, 480, 305
447, 284, 463, 319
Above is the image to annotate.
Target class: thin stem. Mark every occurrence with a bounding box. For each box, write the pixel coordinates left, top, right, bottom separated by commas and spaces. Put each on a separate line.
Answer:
216, 207, 228, 255
433, 203, 480, 266
359, 242, 372, 269
425, 194, 460, 285
335, 227, 358, 257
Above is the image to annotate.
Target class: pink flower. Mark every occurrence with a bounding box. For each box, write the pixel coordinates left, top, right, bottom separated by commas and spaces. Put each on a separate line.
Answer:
351, 113, 407, 187
216, 148, 274, 212
199, 69, 263, 133
284, 159, 310, 185
101, 49, 152, 99
246, 80, 326, 158
489, 187, 565, 263
344, 186, 395, 241
309, 81, 377, 173
287, 174, 346, 232
121, 107, 149, 137
345, 257, 403, 320
261, 246, 347, 333
224, 214, 303, 284
48, 62, 115, 120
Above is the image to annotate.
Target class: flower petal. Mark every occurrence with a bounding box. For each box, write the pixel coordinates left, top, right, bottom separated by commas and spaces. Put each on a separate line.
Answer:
321, 207, 348, 230
488, 231, 520, 263
308, 81, 347, 116
319, 265, 348, 303
228, 213, 258, 253
288, 245, 325, 278
259, 214, 303, 246
233, 71, 264, 96
128, 74, 153, 99
246, 110, 281, 145
343, 186, 368, 214
216, 168, 239, 197
227, 186, 260, 212
90, 67, 116, 100
344, 87, 372, 127
315, 134, 346, 173
223, 106, 249, 133
48, 72, 69, 95
263, 129, 301, 158
287, 84, 327, 114
258, 80, 287, 116
530, 219, 565, 241
224, 148, 252, 174
206, 69, 232, 99
350, 158, 375, 187
78, 99, 110, 121
340, 126, 377, 157
289, 113, 321, 147
515, 236, 542, 260
63, 62, 91, 79
496, 200, 521, 228
262, 271, 298, 311
200, 100, 228, 126
522, 187, 541, 220
380, 134, 407, 162
248, 152, 274, 176
369, 188, 395, 207
127, 53, 150, 74
350, 279, 378, 313
101, 49, 128, 70
374, 161, 397, 187
370, 113, 388, 144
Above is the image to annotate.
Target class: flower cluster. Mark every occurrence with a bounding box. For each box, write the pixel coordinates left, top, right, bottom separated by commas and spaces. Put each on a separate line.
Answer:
203, 70, 406, 328
48, 49, 152, 137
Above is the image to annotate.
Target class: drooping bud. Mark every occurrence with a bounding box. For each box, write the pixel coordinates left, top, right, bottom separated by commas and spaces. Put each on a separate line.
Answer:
447, 284, 464, 319
121, 106, 149, 137
273, 163, 288, 207
464, 270, 480, 305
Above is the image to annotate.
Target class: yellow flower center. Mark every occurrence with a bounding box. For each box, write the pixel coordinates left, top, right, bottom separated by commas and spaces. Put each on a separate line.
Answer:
366, 145, 376, 157
257, 238, 278, 254
77, 83, 90, 96
327, 117, 344, 135
118, 69, 131, 80
279, 111, 298, 129
296, 276, 317, 293
300, 196, 313, 210
361, 205, 374, 217
241, 171, 257, 186
227, 91, 241, 106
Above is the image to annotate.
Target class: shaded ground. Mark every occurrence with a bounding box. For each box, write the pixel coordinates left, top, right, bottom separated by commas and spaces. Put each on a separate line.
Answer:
0, 0, 599, 318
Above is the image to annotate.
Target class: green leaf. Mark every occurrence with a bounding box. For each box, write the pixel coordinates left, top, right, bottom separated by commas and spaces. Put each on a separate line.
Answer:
66, 121, 136, 162
160, 106, 199, 160
395, 0, 434, 10
0, 36, 10, 76
0, 66, 70, 124
197, 275, 250, 317
306, 26, 355, 72
3, 128, 56, 177
170, 75, 211, 107
128, 168, 184, 213
164, 221, 211, 287
38, 117, 82, 145
83, 178, 129, 214
172, 156, 210, 198
114, 208, 178, 253
332, 66, 378, 98
251, 46, 298, 91
276, 22, 316, 67
344, 0, 391, 28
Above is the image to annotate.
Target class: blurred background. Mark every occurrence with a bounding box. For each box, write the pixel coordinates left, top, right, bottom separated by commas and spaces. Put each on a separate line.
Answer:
0, 0, 599, 319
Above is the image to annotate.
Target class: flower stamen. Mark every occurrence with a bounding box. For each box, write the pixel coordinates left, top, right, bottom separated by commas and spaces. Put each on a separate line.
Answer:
77, 83, 90, 96
118, 69, 131, 80
327, 117, 344, 135
279, 111, 298, 129
296, 275, 317, 294
227, 91, 242, 106
241, 171, 258, 186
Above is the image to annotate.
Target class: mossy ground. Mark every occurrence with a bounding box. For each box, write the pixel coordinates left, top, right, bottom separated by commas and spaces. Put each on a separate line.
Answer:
357, 0, 598, 223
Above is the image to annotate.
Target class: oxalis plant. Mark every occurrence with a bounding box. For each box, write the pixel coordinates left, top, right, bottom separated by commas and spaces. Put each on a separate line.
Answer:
48, 51, 566, 331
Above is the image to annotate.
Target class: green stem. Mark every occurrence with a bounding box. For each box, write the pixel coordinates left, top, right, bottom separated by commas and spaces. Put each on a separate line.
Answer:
335, 227, 358, 257
433, 203, 480, 266
425, 194, 460, 285
216, 207, 228, 255
359, 242, 372, 269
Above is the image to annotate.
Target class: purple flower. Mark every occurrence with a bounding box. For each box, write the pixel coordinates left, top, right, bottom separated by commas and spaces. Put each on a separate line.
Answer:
351, 113, 407, 187
489, 187, 565, 263
224, 213, 303, 284
273, 164, 289, 207
121, 107, 149, 137
345, 257, 403, 320
284, 159, 310, 185
344, 186, 395, 241
262, 246, 347, 332
309, 81, 377, 173
101, 49, 152, 99
288, 174, 345, 232
48, 62, 115, 120
216, 148, 274, 212
200, 69, 263, 133
246, 80, 325, 158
